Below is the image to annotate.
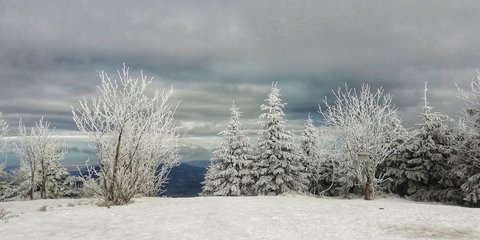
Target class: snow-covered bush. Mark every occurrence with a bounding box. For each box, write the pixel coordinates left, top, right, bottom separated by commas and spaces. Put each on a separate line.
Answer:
320, 84, 406, 200
0, 207, 15, 222
254, 83, 308, 195
0, 163, 14, 200
202, 102, 255, 196
72, 64, 181, 206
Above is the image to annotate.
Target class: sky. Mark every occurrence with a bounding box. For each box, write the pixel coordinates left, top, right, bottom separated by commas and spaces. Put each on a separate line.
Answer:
1, 0, 480, 163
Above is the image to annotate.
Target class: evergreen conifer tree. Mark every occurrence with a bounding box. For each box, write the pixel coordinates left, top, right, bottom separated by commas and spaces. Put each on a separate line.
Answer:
202, 102, 255, 196
385, 84, 459, 202
300, 114, 321, 194
254, 83, 308, 195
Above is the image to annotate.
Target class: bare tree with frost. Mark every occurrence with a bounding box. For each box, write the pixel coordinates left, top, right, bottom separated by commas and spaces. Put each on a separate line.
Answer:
254, 83, 308, 195
72, 64, 180, 206
15, 117, 69, 199
202, 102, 255, 196
320, 84, 406, 200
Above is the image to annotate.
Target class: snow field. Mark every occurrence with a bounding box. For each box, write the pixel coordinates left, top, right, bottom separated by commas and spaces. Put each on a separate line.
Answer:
0, 196, 479, 240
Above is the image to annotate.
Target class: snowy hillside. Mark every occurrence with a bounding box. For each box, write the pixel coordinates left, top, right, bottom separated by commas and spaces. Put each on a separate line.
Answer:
1, 196, 479, 240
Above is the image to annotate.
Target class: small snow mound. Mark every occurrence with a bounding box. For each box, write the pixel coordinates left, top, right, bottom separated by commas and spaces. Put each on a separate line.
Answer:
383, 224, 479, 240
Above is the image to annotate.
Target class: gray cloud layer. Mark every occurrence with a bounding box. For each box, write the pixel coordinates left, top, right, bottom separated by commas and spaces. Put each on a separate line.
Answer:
1, 1, 480, 159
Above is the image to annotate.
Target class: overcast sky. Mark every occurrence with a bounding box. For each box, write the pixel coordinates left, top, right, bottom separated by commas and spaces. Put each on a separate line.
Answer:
1, 1, 480, 161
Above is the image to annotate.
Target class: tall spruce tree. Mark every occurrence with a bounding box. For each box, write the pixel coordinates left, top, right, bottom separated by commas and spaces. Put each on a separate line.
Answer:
385, 84, 459, 202
254, 83, 308, 195
202, 102, 255, 196
300, 114, 321, 194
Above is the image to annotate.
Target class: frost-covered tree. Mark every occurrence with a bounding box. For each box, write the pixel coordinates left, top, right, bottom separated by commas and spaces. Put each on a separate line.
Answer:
385, 84, 459, 202
320, 84, 406, 200
380, 132, 410, 194
455, 73, 480, 205
15, 117, 70, 200
202, 102, 255, 196
72, 64, 181, 205
254, 83, 308, 195
300, 114, 320, 194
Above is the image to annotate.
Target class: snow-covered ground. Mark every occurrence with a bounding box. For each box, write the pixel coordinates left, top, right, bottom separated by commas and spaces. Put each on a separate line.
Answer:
0, 196, 479, 240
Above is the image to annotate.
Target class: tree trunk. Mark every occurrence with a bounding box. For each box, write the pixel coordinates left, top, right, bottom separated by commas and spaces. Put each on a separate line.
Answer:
358, 152, 375, 200
30, 172, 34, 200
364, 175, 375, 200
110, 129, 123, 204
29, 162, 35, 200
41, 158, 47, 199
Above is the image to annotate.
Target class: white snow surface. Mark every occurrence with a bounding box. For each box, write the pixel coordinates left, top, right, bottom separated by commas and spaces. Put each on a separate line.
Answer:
1, 196, 479, 240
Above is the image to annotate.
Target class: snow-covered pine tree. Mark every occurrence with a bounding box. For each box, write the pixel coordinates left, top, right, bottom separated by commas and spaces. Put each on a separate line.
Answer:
300, 114, 321, 194
455, 127, 480, 205
379, 117, 409, 194
44, 158, 80, 198
386, 84, 459, 202
254, 83, 308, 195
202, 102, 255, 196
202, 162, 222, 196
381, 134, 409, 195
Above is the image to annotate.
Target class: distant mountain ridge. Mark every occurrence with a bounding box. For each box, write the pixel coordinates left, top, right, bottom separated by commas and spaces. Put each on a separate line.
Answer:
162, 161, 208, 197
182, 160, 209, 168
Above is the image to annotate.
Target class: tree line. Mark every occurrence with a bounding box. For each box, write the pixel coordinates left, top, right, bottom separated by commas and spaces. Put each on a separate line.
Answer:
1, 64, 480, 207
202, 80, 480, 207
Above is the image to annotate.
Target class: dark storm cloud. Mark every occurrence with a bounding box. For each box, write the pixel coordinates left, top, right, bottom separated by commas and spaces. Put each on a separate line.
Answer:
1, 0, 480, 157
